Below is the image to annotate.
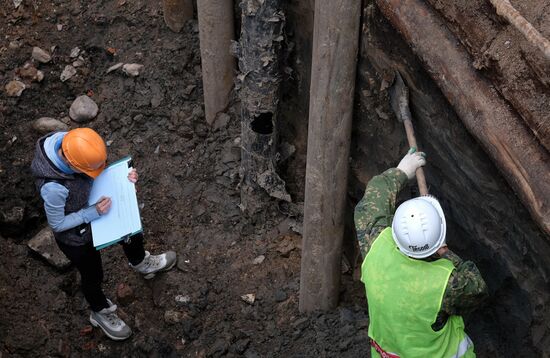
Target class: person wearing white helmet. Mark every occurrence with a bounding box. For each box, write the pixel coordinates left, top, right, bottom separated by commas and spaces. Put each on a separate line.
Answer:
354, 148, 488, 358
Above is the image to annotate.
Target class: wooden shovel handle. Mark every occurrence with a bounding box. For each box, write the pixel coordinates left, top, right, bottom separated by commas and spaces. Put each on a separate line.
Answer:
403, 119, 429, 195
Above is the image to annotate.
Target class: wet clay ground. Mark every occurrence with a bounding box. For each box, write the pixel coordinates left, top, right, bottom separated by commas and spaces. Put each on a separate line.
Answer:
0, 0, 371, 356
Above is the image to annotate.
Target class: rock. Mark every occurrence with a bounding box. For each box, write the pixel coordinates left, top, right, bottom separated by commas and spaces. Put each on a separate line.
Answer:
72, 59, 85, 67
27, 227, 71, 269
60, 65, 77, 82
231, 339, 250, 355
209, 338, 230, 356
32, 47, 52, 63
277, 234, 298, 257
192, 105, 204, 118
176, 256, 191, 272
241, 293, 255, 304
106, 62, 123, 74
5, 80, 26, 97
69, 47, 80, 58
221, 148, 241, 164
183, 84, 196, 95
252, 255, 265, 265
9, 40, 21, 49
122, 63, 144, 77
291, 317, 309, 330
17, 63, 38, 80
32, 117, 68, 133
213, 112, 231, 131
175, 294, 191, 304
69, 95, 98, 122
116, 283, 134, 305
36, 70, 44, 82
274, 289, 288, 302
164, 310, 184, 324
79, 325, 93, 336
375, 107, 390, 120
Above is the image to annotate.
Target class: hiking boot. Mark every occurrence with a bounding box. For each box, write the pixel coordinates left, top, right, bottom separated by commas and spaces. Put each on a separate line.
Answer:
131, 250, 176, 279
89, 299, 131, 341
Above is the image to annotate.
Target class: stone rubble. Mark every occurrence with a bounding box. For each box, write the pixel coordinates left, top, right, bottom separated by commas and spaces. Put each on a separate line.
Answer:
69, 95, 98, 122
5, 80, 26, 97
32, 47, 52, 63
241, 293, 256, 304
32, 117, 69, 133
252, 255, 265, 265
122, 63, 144, 77
116, 283, 134, 305
69, 47, 80, 58
27, 227, 71, 270
106, 62, 124, 73
60, 65, 77, 82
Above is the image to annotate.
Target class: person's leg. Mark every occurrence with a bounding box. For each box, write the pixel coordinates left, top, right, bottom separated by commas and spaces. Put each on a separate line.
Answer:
57, 240, 132, 340
56, 240, 109, 312
124, 233, 177, 278
121, 232, 146, 266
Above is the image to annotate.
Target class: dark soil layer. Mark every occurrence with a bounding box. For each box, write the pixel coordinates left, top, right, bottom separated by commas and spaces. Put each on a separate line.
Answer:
0, 0, 370, 357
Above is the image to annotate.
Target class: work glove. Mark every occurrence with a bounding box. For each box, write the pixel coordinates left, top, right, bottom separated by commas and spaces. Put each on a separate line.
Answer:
397, 147, 426, 180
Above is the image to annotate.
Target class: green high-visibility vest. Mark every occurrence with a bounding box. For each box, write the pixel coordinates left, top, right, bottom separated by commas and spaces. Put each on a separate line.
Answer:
361, 227, 475, 358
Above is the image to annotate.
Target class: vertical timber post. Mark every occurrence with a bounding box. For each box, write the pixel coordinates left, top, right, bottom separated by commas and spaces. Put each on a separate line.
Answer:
234, 0, 290, 215
163, 0, 194, 33
197, 0, 236, 125
299, 0, 362, 312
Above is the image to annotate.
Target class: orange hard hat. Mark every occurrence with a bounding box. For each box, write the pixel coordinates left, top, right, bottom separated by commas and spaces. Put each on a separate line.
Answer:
62, 128, 107, 178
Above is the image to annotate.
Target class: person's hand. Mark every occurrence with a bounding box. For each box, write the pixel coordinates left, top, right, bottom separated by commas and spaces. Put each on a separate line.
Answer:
96, 196, 112, 215
397, 147, 426, 179
128, 168, 138, 183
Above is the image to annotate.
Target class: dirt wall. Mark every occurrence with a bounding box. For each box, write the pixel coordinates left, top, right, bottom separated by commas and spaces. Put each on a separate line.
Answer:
280, 0, 550, 355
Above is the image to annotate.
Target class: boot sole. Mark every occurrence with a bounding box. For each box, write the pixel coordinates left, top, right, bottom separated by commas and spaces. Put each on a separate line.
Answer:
89, 315, 132, 341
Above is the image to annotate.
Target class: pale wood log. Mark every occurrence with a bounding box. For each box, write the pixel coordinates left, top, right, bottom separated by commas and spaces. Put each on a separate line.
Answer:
197, 0, 236, 125
489, 0, 550, 60
163, 0, 193, 33
376, 0, 550, 236
299, 0, 362, 312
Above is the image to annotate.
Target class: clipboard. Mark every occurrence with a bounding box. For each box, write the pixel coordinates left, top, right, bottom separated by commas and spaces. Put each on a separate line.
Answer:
87, 156, 142, 250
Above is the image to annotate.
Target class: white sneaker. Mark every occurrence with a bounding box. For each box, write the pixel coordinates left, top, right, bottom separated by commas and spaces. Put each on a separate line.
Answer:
89, 299, 132, 341
131, 250, 177, 279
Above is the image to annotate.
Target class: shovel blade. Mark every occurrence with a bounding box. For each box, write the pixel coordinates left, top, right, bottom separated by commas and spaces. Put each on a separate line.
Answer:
389, 71, 411, 122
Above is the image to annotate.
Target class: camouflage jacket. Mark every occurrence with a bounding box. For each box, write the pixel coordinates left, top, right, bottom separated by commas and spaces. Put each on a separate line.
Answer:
355, 168, 488, 329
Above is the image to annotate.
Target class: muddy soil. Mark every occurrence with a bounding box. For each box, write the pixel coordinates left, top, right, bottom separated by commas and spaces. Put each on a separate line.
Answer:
0, 0, 370, 357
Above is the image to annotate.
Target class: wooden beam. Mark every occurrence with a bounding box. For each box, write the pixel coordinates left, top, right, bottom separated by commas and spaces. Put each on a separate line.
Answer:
376, 0, 550, 236
489, 0, 550, 60
197, 0, 236, 125
299, 0, 362, 312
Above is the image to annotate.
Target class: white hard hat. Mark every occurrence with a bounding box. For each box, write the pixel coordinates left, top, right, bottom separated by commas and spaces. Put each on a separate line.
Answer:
391, 196, 446, 258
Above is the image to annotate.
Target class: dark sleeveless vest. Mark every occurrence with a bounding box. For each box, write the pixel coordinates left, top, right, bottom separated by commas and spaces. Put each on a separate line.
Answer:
31, 133, 93, 246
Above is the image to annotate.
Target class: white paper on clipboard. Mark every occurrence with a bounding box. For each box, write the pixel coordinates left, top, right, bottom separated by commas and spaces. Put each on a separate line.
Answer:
87, 157, 142, 249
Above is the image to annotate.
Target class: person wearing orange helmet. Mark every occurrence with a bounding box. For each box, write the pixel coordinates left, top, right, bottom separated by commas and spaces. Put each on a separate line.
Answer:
31, 128, 176, 341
